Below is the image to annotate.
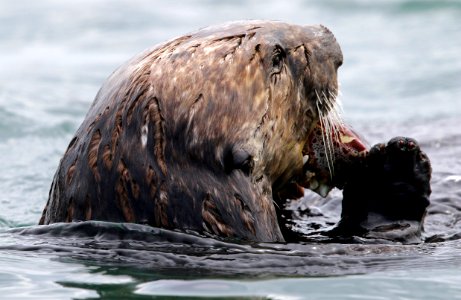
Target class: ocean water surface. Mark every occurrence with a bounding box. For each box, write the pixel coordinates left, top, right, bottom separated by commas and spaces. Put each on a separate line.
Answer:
1, 0, 461, 299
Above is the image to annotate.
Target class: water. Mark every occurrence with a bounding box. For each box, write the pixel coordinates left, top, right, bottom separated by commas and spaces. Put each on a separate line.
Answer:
1, 0, 461, 299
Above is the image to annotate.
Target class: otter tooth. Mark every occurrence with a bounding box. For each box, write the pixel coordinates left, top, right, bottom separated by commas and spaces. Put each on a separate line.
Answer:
303, 155, 309, 165
308, 178, 319, 190
317, 184, 331, 198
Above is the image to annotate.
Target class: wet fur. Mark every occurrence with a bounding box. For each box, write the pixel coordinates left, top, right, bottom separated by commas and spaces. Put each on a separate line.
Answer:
39, 21, 344, 242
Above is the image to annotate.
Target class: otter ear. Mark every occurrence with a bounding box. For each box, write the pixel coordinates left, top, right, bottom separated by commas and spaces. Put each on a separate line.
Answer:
271, 45, 286, 74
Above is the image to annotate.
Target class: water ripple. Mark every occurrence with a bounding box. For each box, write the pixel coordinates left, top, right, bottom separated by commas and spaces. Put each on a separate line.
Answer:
0, 221, 460, 279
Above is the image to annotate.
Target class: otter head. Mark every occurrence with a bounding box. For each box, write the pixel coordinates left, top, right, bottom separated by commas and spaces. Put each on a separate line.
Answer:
210, 22, 350, 191
230, 22, 367, 197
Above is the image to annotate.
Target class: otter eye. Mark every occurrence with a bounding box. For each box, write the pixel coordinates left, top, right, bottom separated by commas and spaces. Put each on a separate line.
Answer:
271, 45, 286, 73
224, 147, 253, 176
335, 59, 343, 69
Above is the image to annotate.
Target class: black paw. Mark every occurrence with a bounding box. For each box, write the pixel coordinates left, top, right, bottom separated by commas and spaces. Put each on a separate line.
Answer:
330, 136, 432, 242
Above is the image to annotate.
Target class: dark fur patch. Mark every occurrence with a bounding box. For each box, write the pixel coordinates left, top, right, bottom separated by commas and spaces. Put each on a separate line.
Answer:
88, 129, 102, 182
155, 183, 169, 227
149, 97, 167, 175
116, 159, 136, 222
202, 193, 234, 237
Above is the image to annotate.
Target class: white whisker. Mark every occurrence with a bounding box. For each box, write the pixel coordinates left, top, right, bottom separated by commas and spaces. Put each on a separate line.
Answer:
315, 90, 323, 104
324, 113, 336, 176
316, 96, 334, 178
322, 93, 339, 143
327, 90, 345, 143
314, 87, 348, 179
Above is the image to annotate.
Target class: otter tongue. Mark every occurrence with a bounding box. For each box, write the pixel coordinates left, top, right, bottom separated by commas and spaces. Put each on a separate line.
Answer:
304, 123, 368, 197
337, 125, 368, 154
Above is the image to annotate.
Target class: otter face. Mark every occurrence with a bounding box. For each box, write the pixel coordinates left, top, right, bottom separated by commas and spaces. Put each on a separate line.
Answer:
250, 24, 367, 197
224, 22, 348, 190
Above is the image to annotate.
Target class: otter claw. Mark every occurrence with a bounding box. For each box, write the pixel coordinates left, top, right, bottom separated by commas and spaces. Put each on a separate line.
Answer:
388, 137, 419, 152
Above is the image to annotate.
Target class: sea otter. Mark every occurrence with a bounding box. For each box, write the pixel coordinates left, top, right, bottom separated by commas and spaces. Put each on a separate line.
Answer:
39, 20, 430, 243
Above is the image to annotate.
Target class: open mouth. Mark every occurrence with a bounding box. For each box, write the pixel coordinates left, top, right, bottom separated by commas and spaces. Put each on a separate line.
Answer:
300, 121, 368, 197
